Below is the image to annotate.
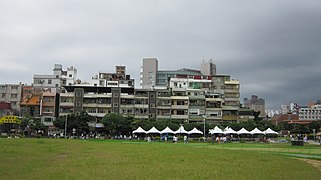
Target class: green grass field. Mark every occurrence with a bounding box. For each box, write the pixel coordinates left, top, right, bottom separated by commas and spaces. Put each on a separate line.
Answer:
0, 138, 320, 179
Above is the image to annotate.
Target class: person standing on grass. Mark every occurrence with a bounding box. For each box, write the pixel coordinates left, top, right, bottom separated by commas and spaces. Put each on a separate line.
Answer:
184, 135, 188, 144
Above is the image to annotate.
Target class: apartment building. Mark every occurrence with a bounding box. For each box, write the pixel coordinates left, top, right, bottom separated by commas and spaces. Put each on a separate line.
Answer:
20, 88, 57, 126
299, 104, 321, 121
244, 95, 266, 117
91, 66, 134, 88
33, 64, 78, 91
0, 83, 22, 115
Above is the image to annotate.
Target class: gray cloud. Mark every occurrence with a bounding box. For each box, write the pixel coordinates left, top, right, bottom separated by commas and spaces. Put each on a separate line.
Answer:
1, 0, 321, 109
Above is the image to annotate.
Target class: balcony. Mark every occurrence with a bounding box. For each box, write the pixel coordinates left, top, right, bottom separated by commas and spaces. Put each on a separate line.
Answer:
171, 105, 189, 109
171, 115, 188, 119
134, 104, 148, 108
83, 93, 112, 98
60, 93, 74, 97
60, 102, 74, 107
222, 115, 238, 121
171, 96, 188, 100
157, 115, 171, 119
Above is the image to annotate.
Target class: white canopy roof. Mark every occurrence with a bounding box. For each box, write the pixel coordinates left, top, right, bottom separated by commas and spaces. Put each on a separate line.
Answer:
209, 126, 224, 134
223, 127, 237, 134
160, 127, 175, 134
224, 126, 229, 131
147, 126, 160, 134
250, 128, 265, 135
237, 128, 250, 135
188, 127, 203, 135
174, 126, 189, 134
132, 127, 146, 134
264, 128, 278, 135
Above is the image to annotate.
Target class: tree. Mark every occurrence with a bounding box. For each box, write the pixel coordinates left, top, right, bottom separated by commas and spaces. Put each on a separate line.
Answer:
101, 113, 131, 135
54, 112, 92, 135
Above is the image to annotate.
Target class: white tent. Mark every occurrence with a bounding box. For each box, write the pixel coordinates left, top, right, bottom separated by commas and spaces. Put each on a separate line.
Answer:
209, 126, 224, 134
160, 127, 175, 134
250, 128, 265, 135
174, 126, 189, 134
132, 127, 147, 134
223, 127, 237, 134
264, 128, 278, 135
224, 126, 229, 131
188, 127, 203, 135
237, 128, 250, 135
147, 126, 160, 134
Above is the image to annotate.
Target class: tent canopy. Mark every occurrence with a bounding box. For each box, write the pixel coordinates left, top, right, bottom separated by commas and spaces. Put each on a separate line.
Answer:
147, 126, 160, 134
250, 127, 264, 135
188, 127, 203, 135
223, 127, 237, 134
160, 127, 175, 134
264, 128, 278, 135
209, 126, 224, 134
132, 127, 146, 134
237, 128, 250, 135
174, 126, 188, 134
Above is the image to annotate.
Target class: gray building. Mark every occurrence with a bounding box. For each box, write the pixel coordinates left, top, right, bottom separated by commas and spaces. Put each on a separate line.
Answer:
140, 58, 158, 89
0, 83, 22, 115
244, 95, 266, 117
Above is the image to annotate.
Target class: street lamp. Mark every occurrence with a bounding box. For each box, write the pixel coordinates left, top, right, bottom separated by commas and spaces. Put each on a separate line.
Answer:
202, 114, 206, 141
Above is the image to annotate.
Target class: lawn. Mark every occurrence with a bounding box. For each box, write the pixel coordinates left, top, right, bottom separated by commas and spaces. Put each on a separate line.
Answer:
0, 138, 320, 179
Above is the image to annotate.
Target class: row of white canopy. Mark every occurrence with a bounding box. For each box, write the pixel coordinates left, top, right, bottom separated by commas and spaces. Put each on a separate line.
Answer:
133, 126, 278, 135
133, 126, 203, 135
209, 126, 278, 135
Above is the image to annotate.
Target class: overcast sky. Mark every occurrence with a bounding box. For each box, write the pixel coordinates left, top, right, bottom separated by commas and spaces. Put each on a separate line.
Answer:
0, 0, 320, 110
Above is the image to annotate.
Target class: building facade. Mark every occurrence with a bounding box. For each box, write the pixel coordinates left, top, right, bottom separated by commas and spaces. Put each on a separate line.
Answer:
33, 64, 78, 91
0, 83, 22, 115
243, 95, 266, 118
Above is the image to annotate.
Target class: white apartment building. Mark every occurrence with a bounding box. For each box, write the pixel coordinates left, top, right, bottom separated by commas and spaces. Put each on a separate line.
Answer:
33, 64, 77, 91
299, 104, 321, 120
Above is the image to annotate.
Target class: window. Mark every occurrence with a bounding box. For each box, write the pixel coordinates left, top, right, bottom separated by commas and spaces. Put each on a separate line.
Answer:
69, 74, 72, 77
11, 94, 17, 98
76, 92, 82, 97
48, 80, 52, 84
11, 86, 18, 90
1, 94, 5, 98
174, 82, 177, 87
88, 108, 96, 113
114, 103, 118, 107
114, 93, 119, 97
76, 102, 81, 107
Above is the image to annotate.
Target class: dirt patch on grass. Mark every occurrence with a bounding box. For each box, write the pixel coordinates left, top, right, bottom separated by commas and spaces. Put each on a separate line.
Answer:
295, 158, 321, 172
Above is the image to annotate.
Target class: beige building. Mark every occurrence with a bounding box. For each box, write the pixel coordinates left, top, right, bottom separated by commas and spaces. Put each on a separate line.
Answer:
244, 95, 266, 118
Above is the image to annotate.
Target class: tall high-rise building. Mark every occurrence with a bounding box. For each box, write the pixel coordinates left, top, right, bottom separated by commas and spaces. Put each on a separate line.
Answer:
244, 95, 266, 117
140, 58, 158, 89
201, 59, 216, 76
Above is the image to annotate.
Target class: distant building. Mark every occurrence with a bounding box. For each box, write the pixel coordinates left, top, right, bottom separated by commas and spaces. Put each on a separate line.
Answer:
91, 66, 134, 88
243, 95, 266, 117
281, 105, 289, 114
33, 64, 78, 92
299, 104, 321, 121
0, 83, 23, 115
